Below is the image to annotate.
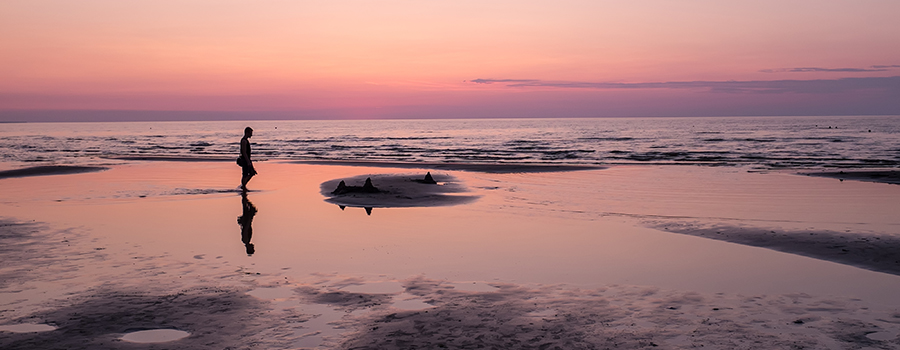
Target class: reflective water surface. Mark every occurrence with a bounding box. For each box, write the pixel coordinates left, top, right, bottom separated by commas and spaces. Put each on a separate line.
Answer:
1, 161, 899, 348
1, 162, 898, 304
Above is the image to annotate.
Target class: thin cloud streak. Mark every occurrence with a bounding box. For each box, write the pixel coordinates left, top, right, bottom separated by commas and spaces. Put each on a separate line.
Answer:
470, 76, 900, 94
466, 79, 541, 84
760, 65, 900, 73
760, 67, 885, 73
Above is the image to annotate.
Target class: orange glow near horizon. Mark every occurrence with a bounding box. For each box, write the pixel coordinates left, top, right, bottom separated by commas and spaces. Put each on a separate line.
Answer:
1, 1, 899, 118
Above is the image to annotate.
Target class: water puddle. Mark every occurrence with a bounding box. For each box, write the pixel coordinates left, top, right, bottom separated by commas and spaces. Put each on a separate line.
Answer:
248, 285, 361, 349
338, 281, 404, 294
391, 293, 433, 310
525, 309, 558, 318
293, 303, 347, 349
866, 331, 898, 341
120, 329, 191, 343
448, 281, 498, 292
247, 286, 295, 300
0, 323, 57, 333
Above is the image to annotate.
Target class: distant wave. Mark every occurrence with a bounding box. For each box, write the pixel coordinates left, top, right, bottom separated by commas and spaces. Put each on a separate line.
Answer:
1, 116, 898, 170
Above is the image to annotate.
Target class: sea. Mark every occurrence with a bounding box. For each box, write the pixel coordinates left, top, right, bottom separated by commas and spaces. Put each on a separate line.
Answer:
1, 115, 898, 171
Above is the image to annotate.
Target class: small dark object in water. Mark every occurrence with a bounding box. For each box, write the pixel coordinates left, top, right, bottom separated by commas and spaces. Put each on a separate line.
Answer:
332, 178, 380, 195
415, 172, 438, 184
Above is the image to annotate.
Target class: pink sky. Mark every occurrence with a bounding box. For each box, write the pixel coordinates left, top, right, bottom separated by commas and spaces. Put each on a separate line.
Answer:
1, 0, 899, 121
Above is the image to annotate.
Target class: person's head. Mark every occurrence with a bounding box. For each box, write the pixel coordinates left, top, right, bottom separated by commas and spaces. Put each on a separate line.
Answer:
244, 127, 253, 138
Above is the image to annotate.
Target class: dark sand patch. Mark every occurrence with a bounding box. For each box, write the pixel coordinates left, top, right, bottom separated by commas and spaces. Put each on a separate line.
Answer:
296, 160, 603, 173
0, 217, 305, 349
134, 187, 247, 199
55, 187, 248, 202
320, 173, 479, 208
295, 286, 395, 311
0, 219, 91, 291
0, 165, 108, 179
648, 221, 900, 277
801, 170, 900, 185
0, 287, 291, 350
0, 220, 46, 289
297, 277, 900, 350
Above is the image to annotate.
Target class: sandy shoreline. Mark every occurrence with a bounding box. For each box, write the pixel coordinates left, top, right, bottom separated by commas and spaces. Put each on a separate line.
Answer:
294, 159, 604, 173
2, 161, 899, 349
106, 155, 237, 162
801, 169, 900, 185
0, 165, 108, 179
649, 221, 900, 277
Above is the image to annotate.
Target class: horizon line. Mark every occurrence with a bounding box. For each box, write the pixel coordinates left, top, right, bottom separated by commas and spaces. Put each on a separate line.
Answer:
1, 109, 898, 123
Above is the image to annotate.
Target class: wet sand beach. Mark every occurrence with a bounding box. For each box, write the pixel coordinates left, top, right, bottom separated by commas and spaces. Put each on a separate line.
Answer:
2, 161, 900, 349
0, 165, 108, 179
802, 170, 900, 185
650, 222, 900, 277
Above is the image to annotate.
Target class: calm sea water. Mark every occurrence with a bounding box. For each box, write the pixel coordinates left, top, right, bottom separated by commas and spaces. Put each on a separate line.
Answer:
1, 116, 898, 171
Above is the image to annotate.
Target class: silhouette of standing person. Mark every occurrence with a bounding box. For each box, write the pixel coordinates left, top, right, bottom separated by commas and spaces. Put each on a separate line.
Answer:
238, 192, 258, 255
239, 127, 257, 191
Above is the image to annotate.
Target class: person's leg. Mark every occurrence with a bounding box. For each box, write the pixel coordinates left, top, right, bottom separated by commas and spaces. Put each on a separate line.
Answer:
241, 169, 254, 191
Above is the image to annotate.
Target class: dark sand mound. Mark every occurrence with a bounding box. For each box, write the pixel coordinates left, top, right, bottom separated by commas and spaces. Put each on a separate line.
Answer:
801, 170, 900, 185
649, 221, 900, 277
320, 173, 479, 208
0, 165, 108, 179
298, 160, 603, 173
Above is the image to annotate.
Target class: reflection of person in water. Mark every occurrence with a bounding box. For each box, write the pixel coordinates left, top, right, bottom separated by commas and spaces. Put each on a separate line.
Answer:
238, 192, 258, 255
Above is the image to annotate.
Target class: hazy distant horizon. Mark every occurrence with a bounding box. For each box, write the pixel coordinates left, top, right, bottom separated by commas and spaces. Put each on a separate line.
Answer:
2, 109, 900, 123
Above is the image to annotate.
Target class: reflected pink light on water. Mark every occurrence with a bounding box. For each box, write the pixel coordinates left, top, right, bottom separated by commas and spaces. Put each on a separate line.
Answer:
3, 161, 899, 306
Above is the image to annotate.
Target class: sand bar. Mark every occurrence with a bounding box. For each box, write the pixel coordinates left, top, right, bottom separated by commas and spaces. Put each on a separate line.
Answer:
801, 169, 900, 185
320, 172, 479, 208
106, 155, 236, 162
0, 165, 108, 179
650, 221, 900, 277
